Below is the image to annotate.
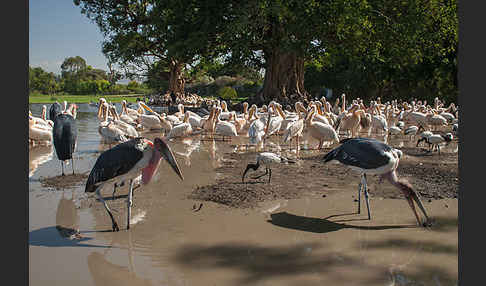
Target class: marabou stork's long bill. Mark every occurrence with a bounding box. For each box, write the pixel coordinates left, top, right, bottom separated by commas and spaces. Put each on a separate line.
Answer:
323, 137, 431, 227
242, 152, 295, 183
51, 104, 78, 176
85, 137, 184, 232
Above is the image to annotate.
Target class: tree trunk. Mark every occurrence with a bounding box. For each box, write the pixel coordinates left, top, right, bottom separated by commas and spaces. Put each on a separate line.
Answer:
254, 49, 308, 106
168, 59, 185, 95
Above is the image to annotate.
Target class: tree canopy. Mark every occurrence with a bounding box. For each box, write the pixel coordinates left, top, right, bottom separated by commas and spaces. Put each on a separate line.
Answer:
74, 0, 457, 104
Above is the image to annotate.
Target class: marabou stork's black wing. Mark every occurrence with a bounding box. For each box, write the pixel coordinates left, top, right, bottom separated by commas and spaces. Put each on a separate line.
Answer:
52, 114, 78, 161
323, 137, 393, 170
85, 138, 145, 193
49, 102, 62, 121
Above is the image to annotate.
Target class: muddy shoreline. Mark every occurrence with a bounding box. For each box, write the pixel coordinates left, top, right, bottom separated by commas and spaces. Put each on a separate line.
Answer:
190, 146, 458, 209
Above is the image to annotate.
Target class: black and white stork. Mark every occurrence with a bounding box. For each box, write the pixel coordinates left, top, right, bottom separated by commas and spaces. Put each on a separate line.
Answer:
85, 137, 184, 231
51, 105, 78, 176
323, 137, 431, 226
242, 152, 295, 183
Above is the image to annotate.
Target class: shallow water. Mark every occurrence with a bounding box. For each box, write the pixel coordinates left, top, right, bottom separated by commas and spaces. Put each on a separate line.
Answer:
29, 103, 458, 286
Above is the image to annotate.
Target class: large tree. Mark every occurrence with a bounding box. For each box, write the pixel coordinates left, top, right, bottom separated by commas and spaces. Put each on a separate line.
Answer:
213, 0, 372, 105
74, 0, 226, 95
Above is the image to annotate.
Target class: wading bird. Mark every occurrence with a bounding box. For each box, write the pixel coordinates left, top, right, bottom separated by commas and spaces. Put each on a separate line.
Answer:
85, 137, 184, 232
417, 133, 453, 154
242, 152, 295, 183
52, 107, 78, 176
322, 137, 430, 226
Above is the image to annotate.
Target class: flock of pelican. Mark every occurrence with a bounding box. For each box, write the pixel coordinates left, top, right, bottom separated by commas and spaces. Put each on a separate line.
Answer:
28, 93, 459, 229
29, 94, 458, 156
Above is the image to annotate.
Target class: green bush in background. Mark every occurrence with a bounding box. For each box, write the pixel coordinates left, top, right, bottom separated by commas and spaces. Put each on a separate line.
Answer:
217, 86, 237, 100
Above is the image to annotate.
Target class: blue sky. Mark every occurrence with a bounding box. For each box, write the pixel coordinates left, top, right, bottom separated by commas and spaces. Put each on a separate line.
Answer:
29, 0, 108, 75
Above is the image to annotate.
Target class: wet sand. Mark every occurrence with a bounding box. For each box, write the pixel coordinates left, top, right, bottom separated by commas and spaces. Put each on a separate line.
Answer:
29, 103, 458, 286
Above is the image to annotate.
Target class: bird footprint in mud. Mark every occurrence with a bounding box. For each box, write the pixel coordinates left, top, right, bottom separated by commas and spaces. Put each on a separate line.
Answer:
192, 203, 203, 212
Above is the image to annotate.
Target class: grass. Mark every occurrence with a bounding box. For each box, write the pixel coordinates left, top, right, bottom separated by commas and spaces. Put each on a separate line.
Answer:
29, 93, 147, 104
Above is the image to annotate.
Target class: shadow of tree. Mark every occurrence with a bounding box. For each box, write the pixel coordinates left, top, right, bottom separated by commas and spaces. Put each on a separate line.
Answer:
267, 212, 416, 234
429, 216, 458, 233
87, 252, 152, 286
171, 242, 366, 285
365, 264, 458, 286
358, 238, 457, 255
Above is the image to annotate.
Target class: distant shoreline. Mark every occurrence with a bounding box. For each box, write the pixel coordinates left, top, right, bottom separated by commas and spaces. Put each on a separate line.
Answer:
29, 93, 148, 104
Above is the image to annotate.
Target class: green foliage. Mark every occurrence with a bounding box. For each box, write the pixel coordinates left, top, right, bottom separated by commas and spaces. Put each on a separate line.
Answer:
29, 66, 61, 95
73, 0, 457, 104
217, 86, 237, 101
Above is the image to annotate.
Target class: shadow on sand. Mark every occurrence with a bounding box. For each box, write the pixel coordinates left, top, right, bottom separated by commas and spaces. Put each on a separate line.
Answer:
267, 212, 416, 234
29, 226, 111, 248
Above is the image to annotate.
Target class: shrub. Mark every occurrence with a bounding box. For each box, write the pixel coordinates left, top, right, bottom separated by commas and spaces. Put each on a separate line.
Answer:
217, 86, 237, 100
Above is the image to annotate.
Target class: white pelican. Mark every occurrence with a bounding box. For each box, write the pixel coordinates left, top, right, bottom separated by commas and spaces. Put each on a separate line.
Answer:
283, 102, 306, 151
263, 102, 284, 138
426, 112, 448, 131
218, 101, 232, 120
305, 109, 339, 150
119, 100, 139, 126
138, 102, 172, 132
275, 103, 298, 133
167, 111, 193, 139
336, 104, 363, 138
108, 105, 139, 139
29, 116, 52, 146
98, 103, 129, 144
214, 107, 238, 140
247, 105, 266, 147
370, 103, 388, 134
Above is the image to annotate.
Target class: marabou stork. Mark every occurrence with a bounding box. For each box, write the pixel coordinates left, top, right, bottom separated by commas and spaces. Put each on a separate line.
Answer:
323, 137, 431, 226
51, 106, 78, 176
85, 137, 184, 232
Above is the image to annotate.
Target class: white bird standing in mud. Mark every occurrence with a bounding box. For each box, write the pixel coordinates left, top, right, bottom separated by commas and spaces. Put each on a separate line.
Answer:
242, 152, 296, 183
214, 107, 238, 140
247, 105, 267, 147
305, 109, 340, 150
138, 102, 172, 132
417, 132, 453, 154
167, 111, 193, 139
98, 103, 129, 145
283, 102, 306, 151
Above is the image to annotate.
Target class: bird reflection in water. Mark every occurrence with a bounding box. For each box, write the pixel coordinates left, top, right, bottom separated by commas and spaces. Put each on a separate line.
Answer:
87, 231, 153, 286
29, 145, 54, 178
56, 190, 82, 240
174, 138, 200, 167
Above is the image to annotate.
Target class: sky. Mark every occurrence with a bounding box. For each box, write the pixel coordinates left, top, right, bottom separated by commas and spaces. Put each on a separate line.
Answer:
29, 0, 108, 76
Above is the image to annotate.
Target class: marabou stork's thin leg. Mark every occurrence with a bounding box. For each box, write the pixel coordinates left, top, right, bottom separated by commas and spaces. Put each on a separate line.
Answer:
96, 186, 119, 232
357, 175, 363, 214
268, 168, 272, 184
61, 161, 65, 176
71, 158, 75, 175
112, 183, 118, 200
127, 179, 134, 230
363, 173, 371, 220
